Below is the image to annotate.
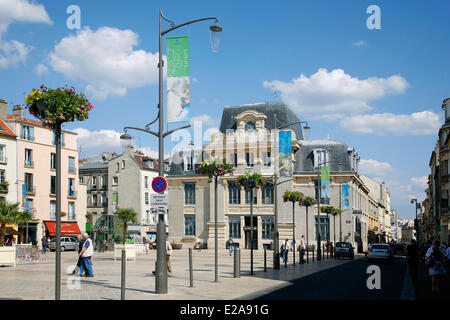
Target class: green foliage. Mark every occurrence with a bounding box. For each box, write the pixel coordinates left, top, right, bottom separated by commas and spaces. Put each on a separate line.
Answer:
237, 173, 267, 190
197, 158, 234, 179
299, 196, 316, 207
321, 205, 341, 215
282, 190, 304, 203
116, 207, 138, 245
0, 201, 21, 247
24, 85, 93, 130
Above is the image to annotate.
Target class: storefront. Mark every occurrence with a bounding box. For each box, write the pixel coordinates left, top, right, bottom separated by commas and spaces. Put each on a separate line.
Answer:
43, 221, 81, 238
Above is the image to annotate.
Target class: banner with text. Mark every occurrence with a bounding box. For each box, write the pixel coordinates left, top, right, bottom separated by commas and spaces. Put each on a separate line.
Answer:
320, 166, 330, 199
342, 184, 350, 209
278, 131, 292, 177
167, 36, 190, 123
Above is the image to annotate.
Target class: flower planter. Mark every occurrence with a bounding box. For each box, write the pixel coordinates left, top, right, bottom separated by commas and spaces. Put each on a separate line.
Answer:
114, 244, 136, 261
0, 245, 16, 267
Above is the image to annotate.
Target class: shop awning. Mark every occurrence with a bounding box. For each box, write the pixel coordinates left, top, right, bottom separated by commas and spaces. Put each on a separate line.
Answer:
44, 221, 81, 237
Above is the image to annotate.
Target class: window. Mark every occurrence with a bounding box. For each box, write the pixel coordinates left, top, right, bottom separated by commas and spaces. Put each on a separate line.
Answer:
101, 194, 107, 205
68, 202, 75, 220
228, 181, 241, 204
20, 125, 34, 141
52, 132, 65, 147
102, 175, 107, 190
263, 151, 271, 167
262, 182, 274, 204
245, 121, 256, 131
245, 189, 257, 204
25, 173, 33, 193
116, 163, 119, 171
68, 157, 75, 173
313, 149, 328, 169
68, 178, 75, 196
184, 215, 195, 236
92, 194, 98, 206
0, 170, 5, 183
50, 176, 56, 194
79, 177, 84, 184
229, 153, 238, 167
112, 192, 118, 204
185, 154, 194, 171
122, 160, 125, 169
314, 180, 329, 204
0, 145, 5, 162
315, 216, 330, 241
24, 149, 33, 166
50, 153, 56, 170
50, 201, 56, 219
25, 199, 33, 213
145, 192, 149, 204
246, 152, 254, 167
164, 163, 169, 171
92, 176, 97, 187
113, 177, 118, 185
229, 216, 241, 238
184, 183, 195, 205
145, 176, 148, 189
262, 217, 274, 239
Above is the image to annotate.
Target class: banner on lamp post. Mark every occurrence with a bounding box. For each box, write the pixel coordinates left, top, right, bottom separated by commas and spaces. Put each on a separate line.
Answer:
167, 36, 190, 123
342, 184, 350, 209
278, 131, 292, 177
321, 166, 330, 199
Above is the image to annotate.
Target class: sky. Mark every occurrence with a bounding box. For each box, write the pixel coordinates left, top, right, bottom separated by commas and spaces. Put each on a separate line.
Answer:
1, 0, 449, 219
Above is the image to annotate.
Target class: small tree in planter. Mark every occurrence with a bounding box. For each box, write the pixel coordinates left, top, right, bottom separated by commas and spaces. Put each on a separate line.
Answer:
298, 196, 316, 258
116, 207, 138, 246
12, 210, 33, 244
197, 158, 233, 282
282, 190, 304, 265
0, 201, 20, 247
236, 173, 267, 275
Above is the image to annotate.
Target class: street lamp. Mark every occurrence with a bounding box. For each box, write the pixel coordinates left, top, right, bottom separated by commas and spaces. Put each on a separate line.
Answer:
120, 9, 221, 295
272, 116, 310, 269
410, 198, 421, 244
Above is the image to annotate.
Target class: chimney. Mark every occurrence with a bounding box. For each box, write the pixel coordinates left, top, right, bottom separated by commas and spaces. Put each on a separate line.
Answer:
13, 105, 24, 119
442, 98, 450, 123
0, 99, 7, 120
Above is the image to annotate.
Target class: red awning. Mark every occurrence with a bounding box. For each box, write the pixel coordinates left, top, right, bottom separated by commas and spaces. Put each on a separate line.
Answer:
44, 221, 81, 237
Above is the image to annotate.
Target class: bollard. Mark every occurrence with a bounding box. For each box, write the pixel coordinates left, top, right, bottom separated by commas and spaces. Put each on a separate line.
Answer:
322, 244, 325, 260
327, 245, 329, 259
264, 247, 267, 272
189, 248, 194, 287
121, 249, 126, 300
233, 248, 240, 278
312, 248, 315, 262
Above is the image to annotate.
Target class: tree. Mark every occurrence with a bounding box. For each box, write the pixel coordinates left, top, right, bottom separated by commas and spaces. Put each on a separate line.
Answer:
116, 207, 138, 245
321, 205, 341, 245
299, 196, 316, 258
12, 210, 33, 244
0, 201, 20, 247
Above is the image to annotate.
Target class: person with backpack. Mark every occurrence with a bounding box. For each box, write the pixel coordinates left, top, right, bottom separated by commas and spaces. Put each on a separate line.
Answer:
425, 240, 447, 292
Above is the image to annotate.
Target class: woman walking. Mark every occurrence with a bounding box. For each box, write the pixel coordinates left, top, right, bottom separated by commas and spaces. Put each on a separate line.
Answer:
425, 240, 447, 292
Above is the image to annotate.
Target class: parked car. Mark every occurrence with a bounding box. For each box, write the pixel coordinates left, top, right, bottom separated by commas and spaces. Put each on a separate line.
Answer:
367, 243, 394, 262
49, 237, 78, 252
334, 242, 354, 259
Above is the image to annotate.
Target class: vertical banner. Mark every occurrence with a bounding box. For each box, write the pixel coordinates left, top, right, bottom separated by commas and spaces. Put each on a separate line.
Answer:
342, 184, 350, 209
278, 131, 292, 177
167, 36, 190, 123
320, 166, 330, 199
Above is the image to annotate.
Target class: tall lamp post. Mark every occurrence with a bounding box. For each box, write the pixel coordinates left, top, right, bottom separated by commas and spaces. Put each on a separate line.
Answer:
273, 115, 310, 269
410, 198, 421, 245
120, 9, 222, 294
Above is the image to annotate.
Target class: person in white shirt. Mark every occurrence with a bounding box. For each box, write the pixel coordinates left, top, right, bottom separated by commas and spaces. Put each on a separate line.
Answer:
300, 235, 306, 264
281, 239, 290, 264
78, 232, 94, 277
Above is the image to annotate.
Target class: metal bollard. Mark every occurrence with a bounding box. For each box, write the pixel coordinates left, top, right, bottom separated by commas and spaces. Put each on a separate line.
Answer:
121, 249, 126, 300
189, 248, 194, 287
264, 247, 267, 272
322, 244, 325, 260
327, 245, 329, 259
233, 248, 240, 278
312, 248, 315, 262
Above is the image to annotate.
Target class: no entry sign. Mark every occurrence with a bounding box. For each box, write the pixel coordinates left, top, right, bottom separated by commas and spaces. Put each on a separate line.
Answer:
152, 176, 167, 193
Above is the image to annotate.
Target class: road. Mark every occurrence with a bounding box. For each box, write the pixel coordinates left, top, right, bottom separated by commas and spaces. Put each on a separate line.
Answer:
255, 256, 407, 300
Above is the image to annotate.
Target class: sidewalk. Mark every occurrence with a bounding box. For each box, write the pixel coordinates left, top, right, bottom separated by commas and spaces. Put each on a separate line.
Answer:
0, 249, 363, 300
414, 262, 450, 300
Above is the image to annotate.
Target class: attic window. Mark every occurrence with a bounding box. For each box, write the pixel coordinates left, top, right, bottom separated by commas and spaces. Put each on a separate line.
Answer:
245, 121, 256, 131
144, 159, 154, 168
313, 149, 328, 169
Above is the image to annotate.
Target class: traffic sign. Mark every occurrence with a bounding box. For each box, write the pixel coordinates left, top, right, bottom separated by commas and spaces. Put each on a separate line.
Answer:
151, 194, 169, 209
152, 176, 167, 193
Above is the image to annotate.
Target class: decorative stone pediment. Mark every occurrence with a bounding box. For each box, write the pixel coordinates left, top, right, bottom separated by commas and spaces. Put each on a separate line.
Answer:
235, 110, 267, 131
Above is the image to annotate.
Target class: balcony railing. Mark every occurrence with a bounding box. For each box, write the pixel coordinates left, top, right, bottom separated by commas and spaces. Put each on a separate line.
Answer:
68, 166, 77, 174
68, 190, 77, 198
20, 134, 34, 141
27, 186, 36, 195
24, 160, 34, 168
0, 156, 7, 164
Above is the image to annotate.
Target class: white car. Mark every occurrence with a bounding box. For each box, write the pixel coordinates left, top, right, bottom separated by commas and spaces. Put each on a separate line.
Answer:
367, 244, 394, 262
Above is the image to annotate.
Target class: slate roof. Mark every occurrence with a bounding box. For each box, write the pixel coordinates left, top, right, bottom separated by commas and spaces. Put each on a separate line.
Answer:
79, 162, 109, 170
219, 102, 304, 140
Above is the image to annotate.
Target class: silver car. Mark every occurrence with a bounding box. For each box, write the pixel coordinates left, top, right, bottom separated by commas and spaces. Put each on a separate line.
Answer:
367, 244, 394, 262
49, 237, 78, 252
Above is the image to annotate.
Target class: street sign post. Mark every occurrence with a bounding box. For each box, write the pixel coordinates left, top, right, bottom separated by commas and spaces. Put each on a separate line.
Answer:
152, 176, 167, 193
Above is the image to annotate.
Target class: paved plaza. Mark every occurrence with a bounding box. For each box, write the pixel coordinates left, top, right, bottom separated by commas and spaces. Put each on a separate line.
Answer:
0, 248, 362, 300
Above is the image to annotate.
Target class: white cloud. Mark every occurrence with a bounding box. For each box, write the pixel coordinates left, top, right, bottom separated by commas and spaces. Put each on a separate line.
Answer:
359, 159, 393, 180
339, 110, 441, 136
190, 114, 217, 126
73, 128, 122, 149
353, 40, 367, 47
263, 68, 409, 120
192, 77, 199, 83
0, 0, 52, 68
411, 176, 428, 188
34, 63, 48, 75
48, 27, 161, 100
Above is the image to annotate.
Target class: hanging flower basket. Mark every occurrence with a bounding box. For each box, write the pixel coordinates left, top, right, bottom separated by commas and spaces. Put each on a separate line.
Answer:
282, 190, 304, 203
236, 173, 267, 190
299, 196, 316, 207
197, 158, 233, 180
24, 85, 93, 131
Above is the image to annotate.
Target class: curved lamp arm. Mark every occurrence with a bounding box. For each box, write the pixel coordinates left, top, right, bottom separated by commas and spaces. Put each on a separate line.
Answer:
160, 10, 219, 36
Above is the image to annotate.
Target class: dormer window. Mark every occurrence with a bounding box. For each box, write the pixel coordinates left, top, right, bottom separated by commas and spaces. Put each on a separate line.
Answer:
313, 149, 328, 169
245, 121, 256, 132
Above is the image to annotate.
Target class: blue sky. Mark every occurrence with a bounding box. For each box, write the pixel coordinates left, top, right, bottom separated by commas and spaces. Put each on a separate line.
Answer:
1, 0, 449, 218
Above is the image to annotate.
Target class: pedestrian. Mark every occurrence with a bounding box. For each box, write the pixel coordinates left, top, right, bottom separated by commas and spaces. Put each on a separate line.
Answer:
195, 237, 202, 251
425, 240, 446, 292
70, 235, 88, 276
78, 232, 94, 277
281, 239, 290, 264
226, 237, 234, 256
41, 236, 48, 254
445, 245, 450, 271
406, 239, 419, 283
300, 235, 306, 264
143, 236, 150, 255
166, 240, 173, 276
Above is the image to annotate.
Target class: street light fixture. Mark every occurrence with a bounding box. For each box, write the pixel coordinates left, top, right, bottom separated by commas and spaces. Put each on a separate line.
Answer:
410, 198, 421, 244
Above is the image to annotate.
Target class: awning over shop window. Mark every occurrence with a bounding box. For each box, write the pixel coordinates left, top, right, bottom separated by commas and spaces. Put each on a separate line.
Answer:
44, 221, 81, 237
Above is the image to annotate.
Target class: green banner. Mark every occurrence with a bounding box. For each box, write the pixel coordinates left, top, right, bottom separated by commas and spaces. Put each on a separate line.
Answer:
167, 36, 190, 122
321, 166, 330, 199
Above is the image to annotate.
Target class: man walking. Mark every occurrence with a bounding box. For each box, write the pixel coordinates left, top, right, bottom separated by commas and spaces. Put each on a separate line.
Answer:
300, 235, 306, 264
226, 237, 234, 256
281, 239, 290, 264
166, 240, 173, 276
41, 235, 48, 254
70, 235, 88, 275
78, 233, 94, 277
406, 239, 419, 283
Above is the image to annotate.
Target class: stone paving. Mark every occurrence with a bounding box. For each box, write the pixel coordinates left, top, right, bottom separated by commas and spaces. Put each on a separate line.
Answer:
0, 248, 363, 300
